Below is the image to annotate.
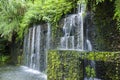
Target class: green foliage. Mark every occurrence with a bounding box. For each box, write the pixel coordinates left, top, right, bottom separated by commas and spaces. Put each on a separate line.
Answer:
96, 0, 105, 3
0, 55, 9, 62
114, 0, 120, 31
17, 55, 22, 65
85, 65, 96, 78
19, 0, 73, 38
92, 0, 119, 51
48, 50, 83, 80
86, 0, 120, 33
0, 55, 10, 65
0, 0, 74, 40
0, 0, 26, 40
48, 50, 120, 80
0, 37, 8, 54
86, 52, 117, 61
0, 0, 120, 42
77, 0, 86, 3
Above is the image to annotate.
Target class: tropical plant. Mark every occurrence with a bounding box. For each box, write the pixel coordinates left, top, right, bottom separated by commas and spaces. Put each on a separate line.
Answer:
0, 0, 26, 41
114, 0, 120, 31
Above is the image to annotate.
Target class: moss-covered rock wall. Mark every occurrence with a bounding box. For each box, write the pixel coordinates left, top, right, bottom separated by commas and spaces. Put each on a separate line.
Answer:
48, 50, 120, 80
48, 50, 84, 80
93, 0, 120, 51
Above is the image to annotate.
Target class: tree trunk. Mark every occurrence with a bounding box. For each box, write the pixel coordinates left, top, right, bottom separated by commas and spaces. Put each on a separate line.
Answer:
10, 32, 22, 65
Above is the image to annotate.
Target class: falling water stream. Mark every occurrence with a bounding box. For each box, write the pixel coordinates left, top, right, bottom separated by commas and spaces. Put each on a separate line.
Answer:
59, 3, 97, 80
22, 23, 50, 80
60, 4, 85, 50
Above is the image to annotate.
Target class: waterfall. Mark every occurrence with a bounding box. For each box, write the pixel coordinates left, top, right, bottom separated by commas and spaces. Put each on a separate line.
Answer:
45, 23, 51, 71
23, 25, 41, 70
35, 25, 41, 70
26, 27, 32, 67
85, 23, 96, 80
77, 4, 84, 50
23, 23, 51, 72
60, 4, 85, 51
46, 23, 51, 50
30, 26, 35, 69
86, 28, 92, 51
86, 39, 92, 51
23, 2, 96, 79
60, 17, 75, 49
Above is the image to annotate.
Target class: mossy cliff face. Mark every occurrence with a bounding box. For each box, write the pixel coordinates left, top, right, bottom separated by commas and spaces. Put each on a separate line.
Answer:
48, 50, 84, 80
93, 0, 120, 51
48, 50, 120, 80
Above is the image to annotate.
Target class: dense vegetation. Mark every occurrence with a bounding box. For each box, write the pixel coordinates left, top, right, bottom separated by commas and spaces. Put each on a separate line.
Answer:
0, 0, 120, 63
0, 0, 75, 40
83, 0, 120, 51
0, 0, 120, 40
0, 0, 120, 80
48, 50, 120, 80
0, 0, 76, 64
0, 0, 89, 40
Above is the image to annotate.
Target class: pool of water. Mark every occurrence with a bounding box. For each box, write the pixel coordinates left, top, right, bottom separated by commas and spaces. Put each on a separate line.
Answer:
0, 65, 47, 80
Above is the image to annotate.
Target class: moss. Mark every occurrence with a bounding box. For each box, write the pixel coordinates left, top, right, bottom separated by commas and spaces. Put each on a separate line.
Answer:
48, 50, 84, 80
48, 50, 120, 80
0, 55, 10, 66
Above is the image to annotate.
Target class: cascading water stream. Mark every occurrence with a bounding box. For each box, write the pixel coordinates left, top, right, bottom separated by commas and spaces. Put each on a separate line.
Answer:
45, 23, 51, 71
77, 4, 84, 50
60, 4, 85, 50
30, 26, 35, 69
85, 23, 96, 80
23, 25, 42, 71
46, 23, 51, 50
60, 17, 75, 49
86, 39, 92, 51
23, 23, 51, 72
35, 25, 41, 70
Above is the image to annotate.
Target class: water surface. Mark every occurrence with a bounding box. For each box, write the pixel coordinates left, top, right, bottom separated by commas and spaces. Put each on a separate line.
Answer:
0, 65, 47, 80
